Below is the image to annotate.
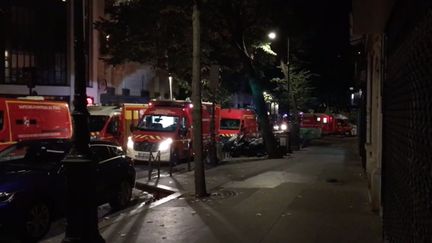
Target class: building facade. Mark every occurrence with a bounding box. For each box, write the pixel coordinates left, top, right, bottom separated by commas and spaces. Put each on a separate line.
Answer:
0, 0, 175, 105
352, 0, 432, 241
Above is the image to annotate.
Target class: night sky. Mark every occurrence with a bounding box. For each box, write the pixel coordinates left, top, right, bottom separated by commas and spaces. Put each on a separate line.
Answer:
290, 0, 353, 109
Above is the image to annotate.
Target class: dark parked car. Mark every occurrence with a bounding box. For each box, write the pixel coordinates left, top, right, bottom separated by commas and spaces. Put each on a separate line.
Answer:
0, 139, 136, 242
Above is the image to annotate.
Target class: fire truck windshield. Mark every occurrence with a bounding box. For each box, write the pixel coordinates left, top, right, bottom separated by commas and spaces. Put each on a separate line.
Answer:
220, 119, 241, 130
88, 115, 109, 132
137, 115, 179, 132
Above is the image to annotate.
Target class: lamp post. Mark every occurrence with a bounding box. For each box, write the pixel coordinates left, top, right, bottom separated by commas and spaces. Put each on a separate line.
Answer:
168, 75, 173, 100
62, 0, 104, 242
268, 32, 293, 153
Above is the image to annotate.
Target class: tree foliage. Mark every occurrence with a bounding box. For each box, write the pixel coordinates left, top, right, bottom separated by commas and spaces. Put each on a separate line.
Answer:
95, 0, 193, 84
270, 65, 317, 112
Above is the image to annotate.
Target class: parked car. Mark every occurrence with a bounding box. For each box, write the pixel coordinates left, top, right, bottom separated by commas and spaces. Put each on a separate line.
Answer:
0, 139, 136, 242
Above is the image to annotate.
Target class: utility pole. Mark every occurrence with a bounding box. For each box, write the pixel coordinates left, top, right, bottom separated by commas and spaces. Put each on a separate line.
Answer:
285, 37, 292, 153
62, 0, 104, 242
269, 31, 297, 153
283, 36, 300, 151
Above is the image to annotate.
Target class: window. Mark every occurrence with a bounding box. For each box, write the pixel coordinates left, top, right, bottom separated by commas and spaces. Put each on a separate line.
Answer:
1, 2, 67, 85
88, 115, 109, 132
220, 119, 241, 130
138, 115, 179, 132
106, 116, 120, 135
90, 145, 111, 162
108, 146, 124, 157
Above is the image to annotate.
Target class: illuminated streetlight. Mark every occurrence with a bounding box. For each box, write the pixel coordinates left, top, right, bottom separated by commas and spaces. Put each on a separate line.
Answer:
268, 31, 296, 152
268, 32, 277, 40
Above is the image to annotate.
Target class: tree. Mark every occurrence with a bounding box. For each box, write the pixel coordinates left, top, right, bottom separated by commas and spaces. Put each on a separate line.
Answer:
95, 0, 193, 86
270, 65, 316, 112
201, 0, 282, 158
191, 0, 207, 197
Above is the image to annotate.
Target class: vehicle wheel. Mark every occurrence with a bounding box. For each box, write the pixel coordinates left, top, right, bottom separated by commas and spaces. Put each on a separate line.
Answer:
21, 202, 51, 242
109, 180, 132, 210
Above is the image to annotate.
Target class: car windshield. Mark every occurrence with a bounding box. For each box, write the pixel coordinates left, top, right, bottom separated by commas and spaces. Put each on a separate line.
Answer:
220, 119, 241, 130
88, 115, 109, 132
0, 141, 70, 171
137, 115, 179, 132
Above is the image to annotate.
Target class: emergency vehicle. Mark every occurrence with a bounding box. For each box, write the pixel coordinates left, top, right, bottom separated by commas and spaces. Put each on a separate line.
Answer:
334, 114, 357, 136
0, 97, 72, 151
88, 103, 148, 149
219, 108, 258, 141
315, 113, 336, 135
127, 100, 220, 163
299, 113, 322, 140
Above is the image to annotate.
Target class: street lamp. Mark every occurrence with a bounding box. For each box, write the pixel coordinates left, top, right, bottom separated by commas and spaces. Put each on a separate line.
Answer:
268, 31, 277, 40
168, 75, 173, 100
268, 31, 296, 153
62, 0, 104, 242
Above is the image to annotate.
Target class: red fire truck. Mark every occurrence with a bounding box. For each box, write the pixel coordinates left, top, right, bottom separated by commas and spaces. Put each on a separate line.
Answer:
0, 97, 72, 151
219, 108, 258, 140
127, 100, 220, 163
88, 103, 148, 149
315, 113, 337, 135
299, 113, 322, 140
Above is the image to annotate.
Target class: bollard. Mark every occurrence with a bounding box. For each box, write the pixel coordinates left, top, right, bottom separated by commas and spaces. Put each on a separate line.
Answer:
148, 151, 161, 181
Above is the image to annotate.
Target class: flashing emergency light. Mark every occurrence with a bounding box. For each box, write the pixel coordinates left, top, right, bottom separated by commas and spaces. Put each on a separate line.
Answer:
323, 117, 328, 124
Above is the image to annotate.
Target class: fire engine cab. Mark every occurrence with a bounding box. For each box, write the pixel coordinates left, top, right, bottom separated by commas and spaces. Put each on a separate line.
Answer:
0, 97, 72, 151
127, 100, 220, 163
219, 108, 258, 141
88, 103, 147, 149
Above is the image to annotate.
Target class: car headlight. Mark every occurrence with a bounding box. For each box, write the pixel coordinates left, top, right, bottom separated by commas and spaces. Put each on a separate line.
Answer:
0, 192, 14, 202
280, 123, 288, 131
127, 136, 134, 149
158, 138, 173, 152
273, 125, 280, 130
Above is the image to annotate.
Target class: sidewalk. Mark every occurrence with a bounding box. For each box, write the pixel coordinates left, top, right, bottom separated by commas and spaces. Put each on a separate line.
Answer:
44, 137, 382, 243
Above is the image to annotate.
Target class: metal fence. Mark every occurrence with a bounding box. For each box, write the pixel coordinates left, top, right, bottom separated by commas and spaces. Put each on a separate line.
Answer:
383, 2, 432, 242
